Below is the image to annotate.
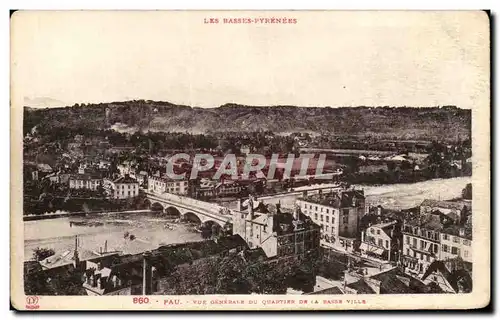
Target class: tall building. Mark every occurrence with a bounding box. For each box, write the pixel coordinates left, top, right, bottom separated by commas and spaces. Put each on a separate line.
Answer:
402, 214, 441, 275
232, 196, 320, 258
296, 187, 365, 252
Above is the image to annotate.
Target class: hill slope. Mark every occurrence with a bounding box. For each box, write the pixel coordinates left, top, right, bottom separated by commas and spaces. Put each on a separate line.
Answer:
24, 101, 471, 141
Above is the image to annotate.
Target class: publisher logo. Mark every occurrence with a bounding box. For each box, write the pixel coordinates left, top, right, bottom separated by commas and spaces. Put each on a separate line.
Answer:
25, 296, 39, 310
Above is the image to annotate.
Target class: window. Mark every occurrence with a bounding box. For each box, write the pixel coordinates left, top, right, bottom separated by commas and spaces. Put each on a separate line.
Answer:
326, 226, 329, 232
385, 240, 389, 248
343, 209, 349, 216
434, 244, 438, 253
376, 229, 380, 235
370, 228, 374, 234
326, 209, 329, 214
343, 216, 348, 224
315, 206, 318, 211
413, 238, 417, 247
321, 208, 323, 212
464, 250, 469, 258
420, 240, 425, 249
463, 239, 471, 246
326, 216, 329, 223
406, 249, 409, 256
378, 239, 383, 247
320, 215, 324, 222
426, 255, 430, 262
451, 247, 458, 255
442, 244, 449, 252
314, 213, 318, 220
453, 237, 460, 243
406, 236, 410, 244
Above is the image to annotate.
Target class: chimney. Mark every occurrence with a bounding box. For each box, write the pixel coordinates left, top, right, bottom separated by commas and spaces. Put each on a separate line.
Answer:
104, 240, 108, 253
142, 251, 153, 295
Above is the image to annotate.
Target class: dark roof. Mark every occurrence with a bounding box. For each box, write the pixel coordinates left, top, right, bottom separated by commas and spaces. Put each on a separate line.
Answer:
370, 268, 419, 294
441, 225, 472, 240
114, 175, 138, 184
215, 234, 248, 250
299, 188, 365, 208
346, 279, 375, 294
405, 213, 442, 230
422, 260, 473, 293
309, 286, 344, 295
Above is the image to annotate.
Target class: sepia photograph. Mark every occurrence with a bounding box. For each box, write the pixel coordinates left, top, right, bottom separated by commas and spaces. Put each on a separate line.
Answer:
10, 10, 490, 310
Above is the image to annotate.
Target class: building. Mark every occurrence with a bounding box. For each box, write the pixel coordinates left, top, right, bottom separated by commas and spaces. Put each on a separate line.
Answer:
439, 225, 472, 263
106, 175, 140, 199
360, 220, 401, 262
421, 259, 473, 293
401, 214, 441, 275
420, 199, 471, 224
131, 170, 148, 187
345, 267, 442, 294
82, 238, 248, 296
69, 174, 103, 190
148, 175, 189, 195
296, 187, 365, 252
39, 236, 121, 272
215, 180, 243, 197
232, 196, 320, 258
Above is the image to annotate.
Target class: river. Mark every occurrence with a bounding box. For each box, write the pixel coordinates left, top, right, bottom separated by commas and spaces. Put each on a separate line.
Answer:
24, 211, 203, 260
244, 176, 472, 210
25, 176, 470, 260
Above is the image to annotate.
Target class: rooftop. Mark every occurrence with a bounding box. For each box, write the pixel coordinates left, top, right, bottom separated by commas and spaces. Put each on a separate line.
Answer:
299, 189, 365, 207
441, 225, 472, 240
421, 199, 472, 211
114, 175, 138, 184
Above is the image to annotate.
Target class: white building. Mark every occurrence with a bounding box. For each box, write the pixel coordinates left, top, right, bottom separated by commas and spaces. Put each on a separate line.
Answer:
296, 188, 365, 252
439, 226, 472, 263
360, 220, 399, 262
106, 175, 140, 199
147, 175, 189, 195
69, 174, 102, 190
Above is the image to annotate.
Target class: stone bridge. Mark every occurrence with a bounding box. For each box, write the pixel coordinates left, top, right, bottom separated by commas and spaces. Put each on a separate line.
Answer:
144, 191, 233, 227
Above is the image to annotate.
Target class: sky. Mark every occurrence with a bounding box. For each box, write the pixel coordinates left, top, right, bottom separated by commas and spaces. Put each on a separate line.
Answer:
11, 11, 489, 109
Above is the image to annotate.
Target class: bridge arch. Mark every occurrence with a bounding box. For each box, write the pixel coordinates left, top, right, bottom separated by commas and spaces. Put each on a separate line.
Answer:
182, 211, 202, 224
150, 202, 165, 212
164, 206, 181, 217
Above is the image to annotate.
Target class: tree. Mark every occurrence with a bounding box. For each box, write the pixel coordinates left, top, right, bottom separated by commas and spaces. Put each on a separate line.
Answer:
33, 247, 55, 261
462, 183, 472, 200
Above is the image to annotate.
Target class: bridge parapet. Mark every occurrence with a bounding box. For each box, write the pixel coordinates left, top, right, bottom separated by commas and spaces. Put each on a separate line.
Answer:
146, 191, 233, 220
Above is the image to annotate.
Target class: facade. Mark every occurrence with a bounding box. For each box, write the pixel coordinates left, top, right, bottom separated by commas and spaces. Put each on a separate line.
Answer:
232, 196, 320, 258
69, 174, 103, 190
401, 214, 441, 275
148, 175, 189, 195
439, 226, 472, 263
360, 220, 400, 262
215, 181, 243, 197
296, 187, 365, 252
